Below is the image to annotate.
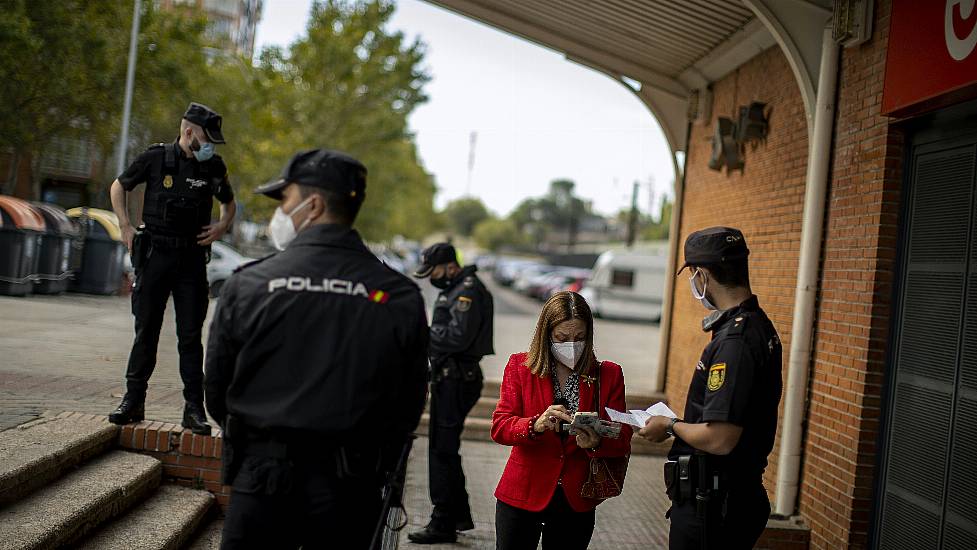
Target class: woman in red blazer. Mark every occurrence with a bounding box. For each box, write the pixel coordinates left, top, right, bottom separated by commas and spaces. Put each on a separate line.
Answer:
492, 291, 632, 549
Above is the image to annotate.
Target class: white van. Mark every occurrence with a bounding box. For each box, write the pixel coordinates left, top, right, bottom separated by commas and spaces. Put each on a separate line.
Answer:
579, 250, 667, 322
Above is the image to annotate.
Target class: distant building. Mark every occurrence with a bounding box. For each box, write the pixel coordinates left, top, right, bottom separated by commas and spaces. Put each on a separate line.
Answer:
158, 0, 263, 58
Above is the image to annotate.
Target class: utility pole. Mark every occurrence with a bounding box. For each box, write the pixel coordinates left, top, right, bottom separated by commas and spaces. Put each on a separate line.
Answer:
116, 0, 142, 176
465, 131, 477, 196
116, 0, 141, 222
626, 181, 639, 248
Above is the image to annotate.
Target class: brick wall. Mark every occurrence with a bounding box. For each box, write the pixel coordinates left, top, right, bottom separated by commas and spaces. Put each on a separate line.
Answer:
663, 2, 902, 549
116, 418, 232, 510
664, 44, 809, 503
798, 1, 901, 548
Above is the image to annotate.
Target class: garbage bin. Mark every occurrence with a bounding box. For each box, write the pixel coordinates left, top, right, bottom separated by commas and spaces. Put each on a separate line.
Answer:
30, 203, 79, 295
0, 195, 46, 296
66, 207, 125, 295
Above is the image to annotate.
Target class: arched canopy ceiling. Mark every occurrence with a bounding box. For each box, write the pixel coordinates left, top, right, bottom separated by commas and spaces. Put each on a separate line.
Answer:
421, 0, 833, 162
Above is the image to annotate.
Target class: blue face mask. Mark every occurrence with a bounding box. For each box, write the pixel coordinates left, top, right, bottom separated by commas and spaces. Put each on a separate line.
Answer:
193, 141, 215, 162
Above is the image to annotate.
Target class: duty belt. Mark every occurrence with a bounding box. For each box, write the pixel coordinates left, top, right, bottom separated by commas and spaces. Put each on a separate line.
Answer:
663, 454, 725, 505
148, 231, 199, 249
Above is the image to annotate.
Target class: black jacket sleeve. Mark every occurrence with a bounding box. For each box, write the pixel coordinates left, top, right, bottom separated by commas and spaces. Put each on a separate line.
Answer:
205, 276, 240, 428
211, 158, 234, 204
394, 292, 430, 435
701, 337, 755, 425
429, 287, 483, 357
117, 149, 156, 190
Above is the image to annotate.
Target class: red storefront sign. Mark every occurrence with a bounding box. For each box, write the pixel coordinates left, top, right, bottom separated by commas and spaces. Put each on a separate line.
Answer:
882, 0, 977, 116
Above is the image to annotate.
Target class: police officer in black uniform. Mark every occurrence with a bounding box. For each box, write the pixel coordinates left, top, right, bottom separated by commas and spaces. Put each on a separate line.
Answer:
407, 243, 494, 544
204, 149, 429, 549
639, 227, 783, 550
108, 102, 236, 434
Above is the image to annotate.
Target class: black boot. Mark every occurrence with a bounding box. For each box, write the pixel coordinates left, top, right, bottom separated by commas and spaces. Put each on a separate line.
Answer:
182, 403, 212, 435
108, 395, 145, 425
456, 515, 475, 532
407, 523, 457, 544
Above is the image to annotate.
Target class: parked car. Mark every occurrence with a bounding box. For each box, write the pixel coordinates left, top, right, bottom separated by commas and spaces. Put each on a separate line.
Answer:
474, 254, 498, 272
513, 264, 560, 295
207, 241, 256, 297
493, 258, 536, 286
578, 250, 667, 322
536, 269, 591, 300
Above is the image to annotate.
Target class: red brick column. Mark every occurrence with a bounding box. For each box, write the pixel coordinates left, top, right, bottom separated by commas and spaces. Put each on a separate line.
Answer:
116, 418, 231, 510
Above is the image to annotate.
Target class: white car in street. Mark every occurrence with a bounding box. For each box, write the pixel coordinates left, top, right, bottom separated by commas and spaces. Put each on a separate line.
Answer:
207, 241, 256, 297
579, 250, 667, 322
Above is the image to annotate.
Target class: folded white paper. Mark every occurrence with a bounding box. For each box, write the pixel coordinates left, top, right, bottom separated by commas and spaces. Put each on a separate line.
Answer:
605, 402, 678, 428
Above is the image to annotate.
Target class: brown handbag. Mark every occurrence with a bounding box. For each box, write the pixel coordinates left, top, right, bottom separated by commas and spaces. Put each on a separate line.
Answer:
579, 361, 630, 500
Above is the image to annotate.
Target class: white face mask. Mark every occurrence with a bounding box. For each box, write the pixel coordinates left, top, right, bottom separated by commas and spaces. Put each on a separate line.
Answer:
551, 341, 586, 369
690, 269, 718, 311
268, 197, 314, 251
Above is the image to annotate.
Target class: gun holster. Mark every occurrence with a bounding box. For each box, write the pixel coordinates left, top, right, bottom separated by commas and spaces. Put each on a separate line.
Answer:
221, 414, 245, 485
335, 444, 384, 482
131, 226, 151, 272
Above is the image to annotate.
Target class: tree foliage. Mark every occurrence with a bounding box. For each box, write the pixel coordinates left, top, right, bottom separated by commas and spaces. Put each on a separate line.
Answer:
442, 197, 490, 237
473, 217, 525, 252
0, 0, 437, 241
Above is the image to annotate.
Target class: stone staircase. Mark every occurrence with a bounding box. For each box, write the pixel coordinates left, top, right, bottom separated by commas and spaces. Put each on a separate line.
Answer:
417, 379, 673, 456
0, 415, 222, 550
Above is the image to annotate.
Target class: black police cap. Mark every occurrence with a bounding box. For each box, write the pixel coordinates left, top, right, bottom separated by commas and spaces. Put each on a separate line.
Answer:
413, 243, 458, 278
255, 148, 367, 200
183, 102, 225, 144
678, 226, 750, 274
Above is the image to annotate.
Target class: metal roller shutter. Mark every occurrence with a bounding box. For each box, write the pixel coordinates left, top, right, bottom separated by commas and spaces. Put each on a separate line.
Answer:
876, 126, 977, 549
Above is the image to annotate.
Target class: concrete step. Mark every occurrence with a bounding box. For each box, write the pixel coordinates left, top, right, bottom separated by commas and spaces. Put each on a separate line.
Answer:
0, 450, 161, 550
76, 485, 214, 550
415, 414, 669, 456
0, 414, 119, 506
186, 519, 224, 550
470, 395, 499, 419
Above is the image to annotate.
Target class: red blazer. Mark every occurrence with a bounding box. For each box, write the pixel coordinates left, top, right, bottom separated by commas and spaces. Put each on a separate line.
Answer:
492, 352, 632, 513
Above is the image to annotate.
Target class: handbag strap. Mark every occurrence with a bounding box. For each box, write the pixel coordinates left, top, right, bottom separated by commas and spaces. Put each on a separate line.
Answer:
592, 360, 603, 414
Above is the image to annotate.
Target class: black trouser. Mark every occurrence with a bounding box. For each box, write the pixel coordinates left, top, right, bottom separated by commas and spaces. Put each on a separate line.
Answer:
668, 482, 769, 550
428, 363, 482, 529
221, 455, 382, 550
495, 487, 596, 550
125, 242, 209, 405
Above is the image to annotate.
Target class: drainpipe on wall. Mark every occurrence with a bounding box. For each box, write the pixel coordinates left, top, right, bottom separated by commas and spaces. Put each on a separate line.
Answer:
775, 26, 840, 517
654, 122, 692, 395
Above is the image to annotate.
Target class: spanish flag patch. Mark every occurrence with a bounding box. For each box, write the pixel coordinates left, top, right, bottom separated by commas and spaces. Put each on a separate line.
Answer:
369, 290, 389, 304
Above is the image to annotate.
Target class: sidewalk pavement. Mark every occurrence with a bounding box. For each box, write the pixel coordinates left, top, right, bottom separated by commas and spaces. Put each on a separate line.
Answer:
399, 437, 672, 549
0, 293, 673, 547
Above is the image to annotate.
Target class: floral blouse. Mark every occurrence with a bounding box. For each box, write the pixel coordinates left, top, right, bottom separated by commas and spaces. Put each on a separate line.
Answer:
551, 364, 581, 414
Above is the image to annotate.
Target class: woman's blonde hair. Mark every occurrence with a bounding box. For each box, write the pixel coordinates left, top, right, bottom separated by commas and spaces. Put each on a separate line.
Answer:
526, 291, 597, 378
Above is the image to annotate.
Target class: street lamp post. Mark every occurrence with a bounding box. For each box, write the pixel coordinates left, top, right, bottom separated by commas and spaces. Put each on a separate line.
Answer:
115, 0, 142, 177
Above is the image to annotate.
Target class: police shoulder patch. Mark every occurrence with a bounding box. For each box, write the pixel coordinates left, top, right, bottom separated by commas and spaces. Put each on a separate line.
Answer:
455, 295, 472, 312
707, 363, 726, 391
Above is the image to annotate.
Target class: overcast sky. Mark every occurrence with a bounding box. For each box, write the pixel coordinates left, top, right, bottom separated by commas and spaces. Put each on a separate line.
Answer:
253, 0, 675, 218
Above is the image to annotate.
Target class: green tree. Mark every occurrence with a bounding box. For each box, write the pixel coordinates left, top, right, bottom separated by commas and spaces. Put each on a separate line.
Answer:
442, 197, 490, 237
1, 0, 129, 194
642, 197, 672, 240
473, 217, 526, 252
210, 0, 436, 240
1, 0, 438, 242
